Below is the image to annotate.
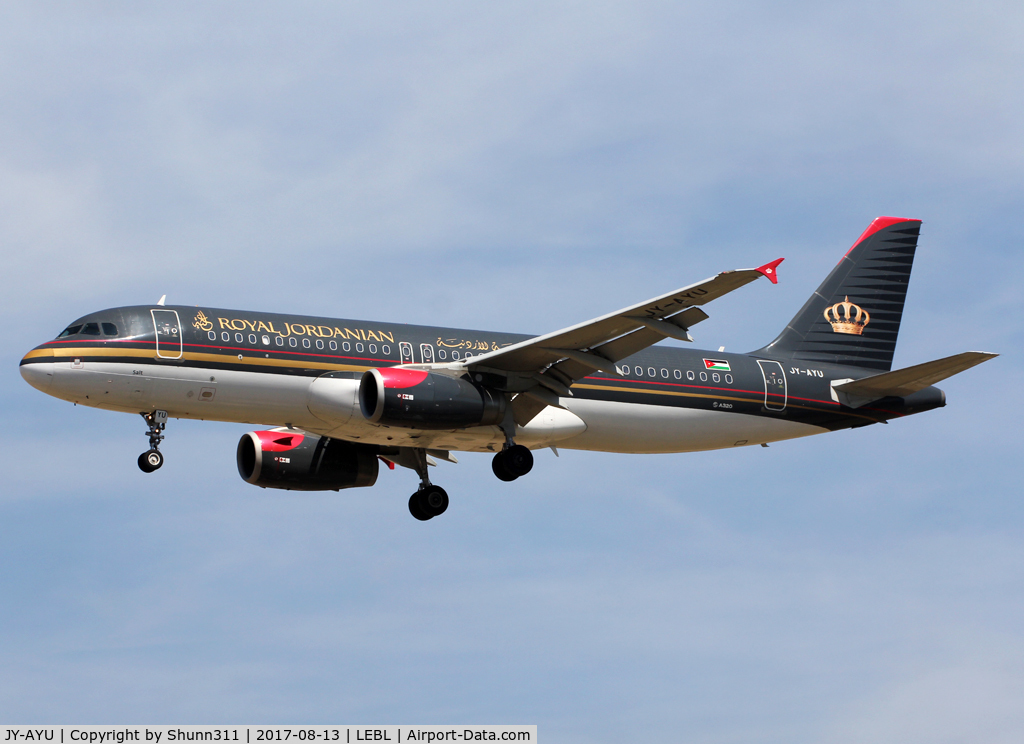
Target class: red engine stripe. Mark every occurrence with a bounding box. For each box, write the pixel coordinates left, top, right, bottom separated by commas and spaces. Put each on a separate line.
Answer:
254, 430, 305, 452
379, 368, 429, 389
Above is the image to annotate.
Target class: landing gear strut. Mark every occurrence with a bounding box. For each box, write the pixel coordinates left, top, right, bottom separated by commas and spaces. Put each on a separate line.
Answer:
407, 448, 449, 521
491, 410, 534, 481
138, 410, 167, 473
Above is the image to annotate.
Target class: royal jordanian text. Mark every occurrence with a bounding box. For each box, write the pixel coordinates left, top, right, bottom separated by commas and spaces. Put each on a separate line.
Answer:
202, 312, 395, 343
1, 728, 535, 744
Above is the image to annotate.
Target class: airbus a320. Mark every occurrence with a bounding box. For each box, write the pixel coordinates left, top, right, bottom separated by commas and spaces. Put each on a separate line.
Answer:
21, 217, 995, 520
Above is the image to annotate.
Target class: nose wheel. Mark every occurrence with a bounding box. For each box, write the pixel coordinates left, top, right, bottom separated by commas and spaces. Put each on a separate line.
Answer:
138, 410, 167, 473
138, 449, 164, 473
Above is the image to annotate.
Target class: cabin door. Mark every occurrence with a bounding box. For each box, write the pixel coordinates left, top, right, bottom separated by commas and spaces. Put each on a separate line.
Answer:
151, 309, 183, 360
757, 359, 787, 411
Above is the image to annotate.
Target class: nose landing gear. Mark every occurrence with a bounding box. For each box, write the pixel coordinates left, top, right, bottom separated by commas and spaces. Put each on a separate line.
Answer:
138, 410, 167, 473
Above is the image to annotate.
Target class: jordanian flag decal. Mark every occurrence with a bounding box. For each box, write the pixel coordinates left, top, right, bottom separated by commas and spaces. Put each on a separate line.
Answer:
703, 358, 731, 372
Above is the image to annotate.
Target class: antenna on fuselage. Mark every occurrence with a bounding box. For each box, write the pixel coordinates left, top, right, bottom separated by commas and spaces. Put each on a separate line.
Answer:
157, 295, 166, 306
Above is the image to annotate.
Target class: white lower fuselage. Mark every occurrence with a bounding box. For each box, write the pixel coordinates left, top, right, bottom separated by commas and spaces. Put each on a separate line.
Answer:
25, 359, 824, 454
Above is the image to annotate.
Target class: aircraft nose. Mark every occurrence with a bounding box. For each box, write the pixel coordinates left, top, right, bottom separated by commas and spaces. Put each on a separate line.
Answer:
20, 348, 54, 393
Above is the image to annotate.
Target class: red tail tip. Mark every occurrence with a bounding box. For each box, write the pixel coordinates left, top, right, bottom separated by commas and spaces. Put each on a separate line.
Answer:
756, 258, 784, 284
850, 216, 922, 251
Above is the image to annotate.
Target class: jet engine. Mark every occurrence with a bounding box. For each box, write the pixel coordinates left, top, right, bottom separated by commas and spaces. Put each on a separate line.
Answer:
236, 430, 379, 491
359, 368, 506, 429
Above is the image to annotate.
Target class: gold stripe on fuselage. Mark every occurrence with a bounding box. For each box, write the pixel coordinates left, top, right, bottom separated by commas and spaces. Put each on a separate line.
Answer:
573, 382, 754, 407
31, 345, 366, 373
31, 345, 867, 420
574, 382, 878, 422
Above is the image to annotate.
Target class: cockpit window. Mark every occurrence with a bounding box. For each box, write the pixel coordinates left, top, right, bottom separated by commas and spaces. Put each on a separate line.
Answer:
102, 322, 118, 336
81, 322, 101, 336
57, 324, 83, 338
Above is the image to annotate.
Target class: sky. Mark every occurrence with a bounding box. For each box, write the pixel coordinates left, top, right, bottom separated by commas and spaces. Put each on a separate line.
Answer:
1, 1, 1023, 740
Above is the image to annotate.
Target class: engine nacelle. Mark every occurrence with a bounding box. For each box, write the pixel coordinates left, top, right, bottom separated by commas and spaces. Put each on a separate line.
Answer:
236, 430, 379, 491
359, 368, 506, 429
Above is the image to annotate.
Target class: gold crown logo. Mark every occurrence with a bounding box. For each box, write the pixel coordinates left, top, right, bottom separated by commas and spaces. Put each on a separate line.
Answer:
823, 296, 870, 335
192, 310, 214, 332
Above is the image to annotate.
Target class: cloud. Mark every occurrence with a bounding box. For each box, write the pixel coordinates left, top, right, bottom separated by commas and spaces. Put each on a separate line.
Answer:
1, 2, 1022, 739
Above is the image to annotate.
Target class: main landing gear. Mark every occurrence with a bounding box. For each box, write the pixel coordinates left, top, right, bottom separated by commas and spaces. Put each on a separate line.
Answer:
407, 448, 449, 521
138, 410, 168, 473
490, 409, 534, 482
403, 416, 535, 521
492, 444, 533, 482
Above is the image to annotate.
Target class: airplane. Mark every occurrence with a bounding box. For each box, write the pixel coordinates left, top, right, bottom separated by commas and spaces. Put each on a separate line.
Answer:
20, 217, 996, 521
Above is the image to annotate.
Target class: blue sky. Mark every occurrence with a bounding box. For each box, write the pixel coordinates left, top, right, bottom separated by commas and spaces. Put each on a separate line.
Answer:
2, 2, 1022, 740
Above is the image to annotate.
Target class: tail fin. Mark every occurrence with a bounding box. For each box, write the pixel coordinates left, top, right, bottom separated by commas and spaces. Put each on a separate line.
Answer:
757, 217, 922, 372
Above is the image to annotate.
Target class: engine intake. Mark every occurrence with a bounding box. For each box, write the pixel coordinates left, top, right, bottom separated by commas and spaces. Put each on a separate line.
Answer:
359, 368, 506, 429
236, 430, 379, 491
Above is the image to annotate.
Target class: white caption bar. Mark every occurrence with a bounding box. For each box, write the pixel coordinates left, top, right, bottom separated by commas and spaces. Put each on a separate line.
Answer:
1, 729, 537, 744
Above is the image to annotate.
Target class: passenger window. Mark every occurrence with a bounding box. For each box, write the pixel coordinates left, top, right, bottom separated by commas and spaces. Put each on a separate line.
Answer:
316, 339, 324, 350
712, 372, 720, 383
82, 322, 101, 335
356, 342, 364, 352
635, 366, 643, 376
452, 350, 460, 360
262, 335, 270, 345
207, 331, 216, 341
647, 367, 656, 377
382, 345, 391, 356
58, 325, 83, 338
674, 370, 682, 379
222, 332, 230, 342
725, 374, 733, 384
619, 366, 629, 376
343, 341, 351, 352
289, 338, 297, 347
687, 370, 695, 380
102, 322, 118, 336
700, 371, 708, 382
248, 334, 257, 344
235, 333, 243, 343
276, 337, 284, 346
302, 339, 311, 348
329, 340, 337, 350
369, 344, 377, 354
661, 368, 669, 378
438, 349, 447, 360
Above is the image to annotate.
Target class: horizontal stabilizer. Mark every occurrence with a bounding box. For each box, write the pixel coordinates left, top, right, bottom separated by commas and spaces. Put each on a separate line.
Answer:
832, 351, 997, 407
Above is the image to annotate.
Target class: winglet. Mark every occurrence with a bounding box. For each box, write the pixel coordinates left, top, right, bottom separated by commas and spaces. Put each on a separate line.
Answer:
756, 258, 784, 284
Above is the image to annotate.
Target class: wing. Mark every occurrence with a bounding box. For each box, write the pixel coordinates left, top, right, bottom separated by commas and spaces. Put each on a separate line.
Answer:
463, 258, 783, 413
